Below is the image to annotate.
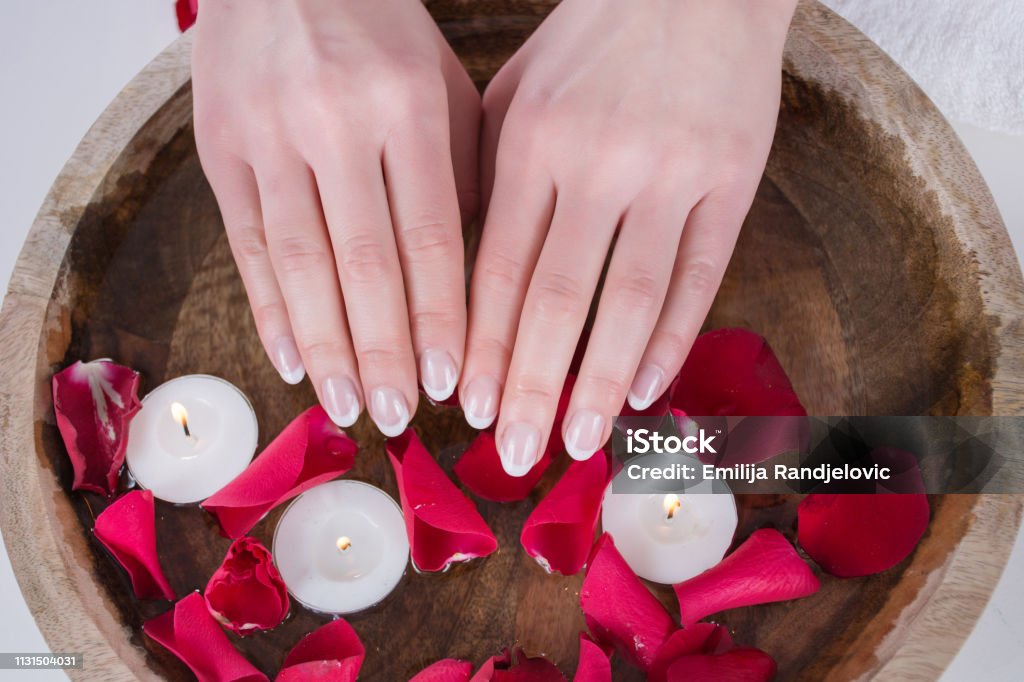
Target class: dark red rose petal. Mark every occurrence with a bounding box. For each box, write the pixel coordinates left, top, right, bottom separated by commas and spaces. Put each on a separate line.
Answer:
798, 493, 930, 577
580, 534, 676, 671
669, 328, 806, 417
520, 452, 610, 575
409, 659, 473, 682
53, 359, 142, 495
648, 625, 735, 682
205, 537, 288, 635
276, 619, 365, 682
387, 429, 497, 572
471, 648, 566, 681
176, 0, 198, 31
202, 406, 357, 538
573, 633, 611, 682
664, 648, 776, 682
93, 489, 174, 600
144, 592, 267, 682
673, 528, 819, 625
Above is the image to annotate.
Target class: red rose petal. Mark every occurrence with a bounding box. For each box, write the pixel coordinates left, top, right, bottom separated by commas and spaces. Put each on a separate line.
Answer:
53, 359, 142, 495
664, 648, 776, 682
93, 489, 174, 600
798, 493, 930, 577
202, 406, 357, 538
409, 659, 474, 682
471, 648, 566, 681
176, 0, 198, 31
648, 624, 736, 682
580, 534, 676, 671
669, 328, 806, 417
386, 429, 497, 572
205, 537, 289, 636
673, 528, 818, 625
144, 592, 267, 682
276, 619, 365, 682
520, 452, 610, 575
573, 633, 611, 682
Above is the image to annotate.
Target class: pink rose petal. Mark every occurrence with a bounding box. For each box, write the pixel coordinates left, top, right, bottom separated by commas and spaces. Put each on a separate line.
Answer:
205, 537, 288, 636
673, 528, 819, 625
471, 648, 566, 681
669, 328, 806, 417
410, 659, 474, 682
276, 619, 365, 682
663, 648, 776, 682
573, 633, 611, 682
520, 452, 610, 575
144, 592, 267, 682
387, 429, 497, 572
176, 0, 198, 31
53, 359, 142, 495
798, 493, 930, 577
648, 625, 735, 682
202, 406, 357, 538
580, 534, 676, 671
93, 489, 174, 600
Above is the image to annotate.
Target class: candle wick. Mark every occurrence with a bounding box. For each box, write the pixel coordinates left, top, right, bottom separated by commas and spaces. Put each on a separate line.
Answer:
181, 418, 192, 439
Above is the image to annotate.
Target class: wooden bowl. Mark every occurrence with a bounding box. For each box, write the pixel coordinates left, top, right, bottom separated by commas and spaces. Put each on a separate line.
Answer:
2, 1, 1023, 680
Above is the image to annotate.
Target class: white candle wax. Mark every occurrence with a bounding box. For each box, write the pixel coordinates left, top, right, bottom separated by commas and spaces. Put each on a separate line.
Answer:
273, 480, 409, 615
125, 375, 258, 504
601, 484, 738, 585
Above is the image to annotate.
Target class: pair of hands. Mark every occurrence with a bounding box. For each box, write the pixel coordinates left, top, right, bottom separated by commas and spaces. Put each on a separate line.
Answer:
192, 0, 796, 477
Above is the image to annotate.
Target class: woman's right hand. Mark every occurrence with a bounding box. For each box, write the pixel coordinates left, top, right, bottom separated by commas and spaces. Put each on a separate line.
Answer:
192, 0, 480, 436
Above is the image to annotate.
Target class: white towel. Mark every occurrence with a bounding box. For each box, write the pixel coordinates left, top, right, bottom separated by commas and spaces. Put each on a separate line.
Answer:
822, 0, 1024, 134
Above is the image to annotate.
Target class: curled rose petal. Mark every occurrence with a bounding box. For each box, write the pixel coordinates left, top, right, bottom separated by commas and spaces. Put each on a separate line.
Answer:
669, 328, 806, 417
648, 625, 735, 682
663, 648, 776, 682
520, 452, 610, 575
53, 359, 142, 495
409, 659, 473, 682
573, 633, 611, 682
580, 534, 676, 671
144, 592, 267, 682
798, 493, 930, 577
387, 429, 497, 572
471, 648, 566, 681
202, 406, 357, 538
205, 537, 288, 636
276, 619, 365, 682
176, 0, 198, 31
93, 489, 174, 600
673, 528, 819, 625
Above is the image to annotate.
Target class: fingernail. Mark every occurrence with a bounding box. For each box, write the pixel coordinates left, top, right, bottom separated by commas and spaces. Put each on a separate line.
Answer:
273, 338, 305, 385
462, 375, 500, 430
498, 422, 541, 477
369, 386, 410, 438
420, 348, 458, 402
628, 364, 665, 411
564, 409, 606, 461
322, 376, 360, 428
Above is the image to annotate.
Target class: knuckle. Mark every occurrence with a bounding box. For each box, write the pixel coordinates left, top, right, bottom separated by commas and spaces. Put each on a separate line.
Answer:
529, 272, 586, 321
299, 338, 349, 362
652, 328, 693, 361
400, 219, 456, 261
508, 379, 557, 404
356, 345, 407, 372
607, 269, 662, 312
411, 308, 462, 333
251, 301, 288, 326
472, 335, 514, 367
681, 257, 723, 296
337, 233, 395, 282
576, 373, 628, 402
229, 224, 268, 263
477, 249, 527, 292
272, 235, 331, 275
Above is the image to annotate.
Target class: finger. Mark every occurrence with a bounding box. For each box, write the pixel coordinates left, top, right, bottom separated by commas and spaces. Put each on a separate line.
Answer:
631, 190, 748, 407
383, 109, 465, 404
563, 193, 688, 459
442, 55, 482, 227
313, 150, 419, 438
254, 154, 364, 427
495, 196, 618, 476
460, 130, 555, 431
201, 153, 306, 386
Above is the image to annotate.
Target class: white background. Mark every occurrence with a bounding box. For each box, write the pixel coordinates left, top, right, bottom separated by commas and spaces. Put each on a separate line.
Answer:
0, 2, 1022, 680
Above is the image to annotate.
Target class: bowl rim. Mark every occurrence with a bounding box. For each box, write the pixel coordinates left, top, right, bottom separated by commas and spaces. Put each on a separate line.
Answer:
1, 3, 1023, 680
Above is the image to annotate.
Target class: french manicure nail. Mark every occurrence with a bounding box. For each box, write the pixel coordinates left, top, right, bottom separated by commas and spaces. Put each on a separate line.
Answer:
322, 376, 360, 428
369, 386, 410, 438
462, 375, 500, 430
498, 422, 541, 477
564, 409, 605, 461
628, 364, 665, 411
273, 338, 305, 385
420, 348, 458, 402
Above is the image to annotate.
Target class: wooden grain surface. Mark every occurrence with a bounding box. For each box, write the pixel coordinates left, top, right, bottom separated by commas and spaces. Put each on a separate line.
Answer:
1, 1, 1023, 680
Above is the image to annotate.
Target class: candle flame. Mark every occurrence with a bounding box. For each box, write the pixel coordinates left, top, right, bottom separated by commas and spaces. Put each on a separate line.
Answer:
336, 536, 352, 552
664, 494, 682, 520
170, 402, 192, 438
